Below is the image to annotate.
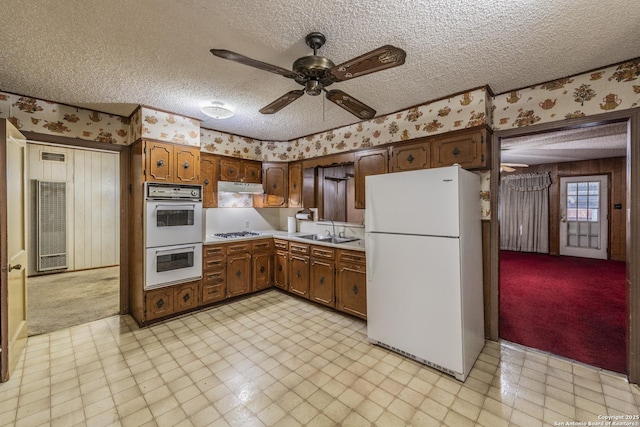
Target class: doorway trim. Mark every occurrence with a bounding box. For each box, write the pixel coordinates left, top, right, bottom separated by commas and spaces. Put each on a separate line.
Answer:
20, 132, 131, 315
490, 108, 640, 384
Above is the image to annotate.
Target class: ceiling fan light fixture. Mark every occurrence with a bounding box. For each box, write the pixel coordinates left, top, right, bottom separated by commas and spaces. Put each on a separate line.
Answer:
201, 102, 234, 119
305, 80, 322, 96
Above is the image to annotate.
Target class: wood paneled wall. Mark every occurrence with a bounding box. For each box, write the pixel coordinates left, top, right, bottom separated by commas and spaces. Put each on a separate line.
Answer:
27, 143, 120, 274
508, 157, 626, 261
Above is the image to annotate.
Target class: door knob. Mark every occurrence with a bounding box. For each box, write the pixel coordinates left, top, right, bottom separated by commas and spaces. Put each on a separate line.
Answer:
9, 263, 22, 272
560, 213, 567, 223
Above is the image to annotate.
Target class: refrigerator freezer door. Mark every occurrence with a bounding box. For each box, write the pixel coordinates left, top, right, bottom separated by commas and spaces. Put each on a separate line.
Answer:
365, 166, 461, 237
366, 232, 464, 374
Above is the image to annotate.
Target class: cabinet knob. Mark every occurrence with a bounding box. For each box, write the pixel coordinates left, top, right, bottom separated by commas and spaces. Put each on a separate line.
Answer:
157, 159, 164, 167
229, 168, 234, 174
296, 270, 301, 278
183, 293, 190, 302
260, 266, 265, 274
319, 276, 325, 285
352, 285, 359, 294
236, 270, 242, 278
406, 154, 415, 164
272, 183, 277, 189
452, 147, 460, 156
183, 161, 190, 169
278, 265, 283, 272
156, 298, 164, 308
293, 183, 297, 189
204, 179, 209, 185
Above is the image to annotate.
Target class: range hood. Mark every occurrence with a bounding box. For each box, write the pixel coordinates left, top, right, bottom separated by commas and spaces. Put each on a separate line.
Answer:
217, 181, 264, 194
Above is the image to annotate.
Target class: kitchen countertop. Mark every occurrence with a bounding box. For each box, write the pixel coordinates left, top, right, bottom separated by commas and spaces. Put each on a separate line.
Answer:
204, 230, 365, 252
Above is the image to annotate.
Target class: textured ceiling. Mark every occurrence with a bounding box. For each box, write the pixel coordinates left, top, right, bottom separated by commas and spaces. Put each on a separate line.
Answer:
1, 1, 639, 141
501, 122, 628, 166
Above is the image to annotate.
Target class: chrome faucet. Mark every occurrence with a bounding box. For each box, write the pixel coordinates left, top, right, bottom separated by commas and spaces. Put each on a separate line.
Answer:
320, 218, 336, 237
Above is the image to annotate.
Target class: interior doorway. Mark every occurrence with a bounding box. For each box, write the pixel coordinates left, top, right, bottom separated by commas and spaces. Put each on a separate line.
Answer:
26, 142, 120, 335
497, 122, 628, 373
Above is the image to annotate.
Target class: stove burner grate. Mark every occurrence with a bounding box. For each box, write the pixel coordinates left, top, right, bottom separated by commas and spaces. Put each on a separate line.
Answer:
213, 231, 260, 239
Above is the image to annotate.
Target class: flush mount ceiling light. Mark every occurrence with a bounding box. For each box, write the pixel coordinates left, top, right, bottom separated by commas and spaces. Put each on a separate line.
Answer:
201, 102, 234, 119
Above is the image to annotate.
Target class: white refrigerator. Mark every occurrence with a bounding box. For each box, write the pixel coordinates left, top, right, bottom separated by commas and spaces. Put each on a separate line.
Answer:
365, 165, 484, 381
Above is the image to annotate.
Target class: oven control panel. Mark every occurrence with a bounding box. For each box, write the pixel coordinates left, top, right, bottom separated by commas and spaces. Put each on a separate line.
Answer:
145, 182, 202, 201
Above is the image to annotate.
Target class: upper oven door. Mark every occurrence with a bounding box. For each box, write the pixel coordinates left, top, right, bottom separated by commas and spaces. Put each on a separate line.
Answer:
145, 200, 203, 247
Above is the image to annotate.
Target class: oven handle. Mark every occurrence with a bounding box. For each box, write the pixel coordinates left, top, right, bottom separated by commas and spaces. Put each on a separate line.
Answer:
154, 204, 197, 210
155, 246, 196, 255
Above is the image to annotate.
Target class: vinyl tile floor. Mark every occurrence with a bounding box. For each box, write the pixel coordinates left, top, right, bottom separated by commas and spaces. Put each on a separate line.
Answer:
1, 290, 639, 427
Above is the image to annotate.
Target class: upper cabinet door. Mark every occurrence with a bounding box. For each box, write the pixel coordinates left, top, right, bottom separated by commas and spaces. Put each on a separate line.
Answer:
354, 148, 389, 209
288, 162, 303, 208
431, 128, 489, 170
244, 161, 262, 183
219, 157, 242, 181
174, 146, 200, 183
200, 153, 218, 208
146, 141, 173, 182
262, 162, 288, 207
391, 140, 430, 172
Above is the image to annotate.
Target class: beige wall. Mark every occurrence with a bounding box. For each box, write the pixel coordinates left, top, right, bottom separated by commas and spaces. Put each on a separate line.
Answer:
27, 143, 119, 275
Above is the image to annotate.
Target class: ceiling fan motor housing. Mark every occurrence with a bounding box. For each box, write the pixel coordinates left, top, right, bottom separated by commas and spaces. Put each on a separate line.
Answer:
292, 55, 335, 92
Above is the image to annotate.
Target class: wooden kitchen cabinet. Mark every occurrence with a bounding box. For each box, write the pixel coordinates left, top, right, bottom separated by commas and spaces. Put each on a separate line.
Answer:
145, 287, 174, 321
262, 162, 288, 207
200, 153, 219, 208
289, 242, 310, 297
274, 239, 289, 290
336, 249, 367, 319
174, 281, 199, 312
145, 140, 200, 183
252, 239, 273, 291
354, 147, 389, 209
219, 157, 262, 183
288, 161, 303, 207
391, 139, 430, 172
226, 251, 251, 297
202, 244, 226, 305
302, 167, 317, 208
431, 127, 489, 170
309, 246, 336, 307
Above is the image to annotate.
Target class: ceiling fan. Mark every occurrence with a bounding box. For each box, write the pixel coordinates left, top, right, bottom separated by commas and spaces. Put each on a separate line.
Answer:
210, 32, 406, 119
500, 163, 529, 172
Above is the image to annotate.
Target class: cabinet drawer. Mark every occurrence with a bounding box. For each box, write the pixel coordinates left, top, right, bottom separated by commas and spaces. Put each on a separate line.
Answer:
202, 283, 225, 304
338, 250, 366, 266
204, 245, 226, 257
204, 256, 225, 271
203, 269, 225, 284
227, 242, 250, 253
311, 246, 335, 260
289, 242, 310, 255
252, 239, 272, 252
274, 239, 289, 251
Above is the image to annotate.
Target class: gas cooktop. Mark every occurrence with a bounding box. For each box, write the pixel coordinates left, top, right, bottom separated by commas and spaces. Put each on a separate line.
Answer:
212, 231, 261, 239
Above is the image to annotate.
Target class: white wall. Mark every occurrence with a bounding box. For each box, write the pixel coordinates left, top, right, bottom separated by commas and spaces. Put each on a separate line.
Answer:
27, 143, 119, 274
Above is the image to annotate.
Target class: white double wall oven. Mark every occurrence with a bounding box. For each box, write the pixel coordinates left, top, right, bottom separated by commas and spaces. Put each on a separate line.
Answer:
144, 182, 203, 290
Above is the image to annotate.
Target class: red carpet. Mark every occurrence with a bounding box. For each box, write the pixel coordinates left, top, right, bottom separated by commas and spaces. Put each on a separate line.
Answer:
499, 251, 627, 373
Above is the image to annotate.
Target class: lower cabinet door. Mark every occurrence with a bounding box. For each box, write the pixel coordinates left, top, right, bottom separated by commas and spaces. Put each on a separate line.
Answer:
227, 253, 251, 297
253, 252, 272, 291
146, 287, 174, 321
174, 281, 199, 312
289, 255, 309, 297
310, 259, 335, 307
336, 264, 367, 319
274, 250, 288, 290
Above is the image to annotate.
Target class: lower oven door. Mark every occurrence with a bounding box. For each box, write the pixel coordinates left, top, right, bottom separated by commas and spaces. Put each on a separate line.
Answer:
145, 243, 203, 290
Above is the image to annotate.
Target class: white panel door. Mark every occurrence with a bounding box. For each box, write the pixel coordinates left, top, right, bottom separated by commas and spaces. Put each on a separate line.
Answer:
366, 232, 464, 374
559, 175, 608, 259
1, 121, 28, 382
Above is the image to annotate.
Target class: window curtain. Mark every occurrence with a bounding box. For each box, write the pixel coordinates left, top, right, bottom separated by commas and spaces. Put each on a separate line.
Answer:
500, 172, 552, 253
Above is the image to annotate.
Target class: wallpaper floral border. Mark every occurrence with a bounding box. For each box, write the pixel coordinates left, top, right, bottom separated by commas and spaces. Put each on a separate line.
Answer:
201, 87, 490, 162
0, 92, 129, 144
492, 59, 640, 129
137, 106, 200, 147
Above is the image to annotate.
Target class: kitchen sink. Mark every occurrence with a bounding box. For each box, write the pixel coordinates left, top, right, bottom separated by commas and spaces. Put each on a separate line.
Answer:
297, 234, 359, 244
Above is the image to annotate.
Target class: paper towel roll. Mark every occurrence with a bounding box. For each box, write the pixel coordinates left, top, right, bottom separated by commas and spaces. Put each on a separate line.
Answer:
287, 217, 296, 234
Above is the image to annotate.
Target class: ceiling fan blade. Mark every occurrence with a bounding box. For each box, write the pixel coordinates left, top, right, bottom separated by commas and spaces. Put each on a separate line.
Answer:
259, 90, 305, 114
210, 49, 298, 79
325, 90, 376, 119
330, 45, 406, 81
